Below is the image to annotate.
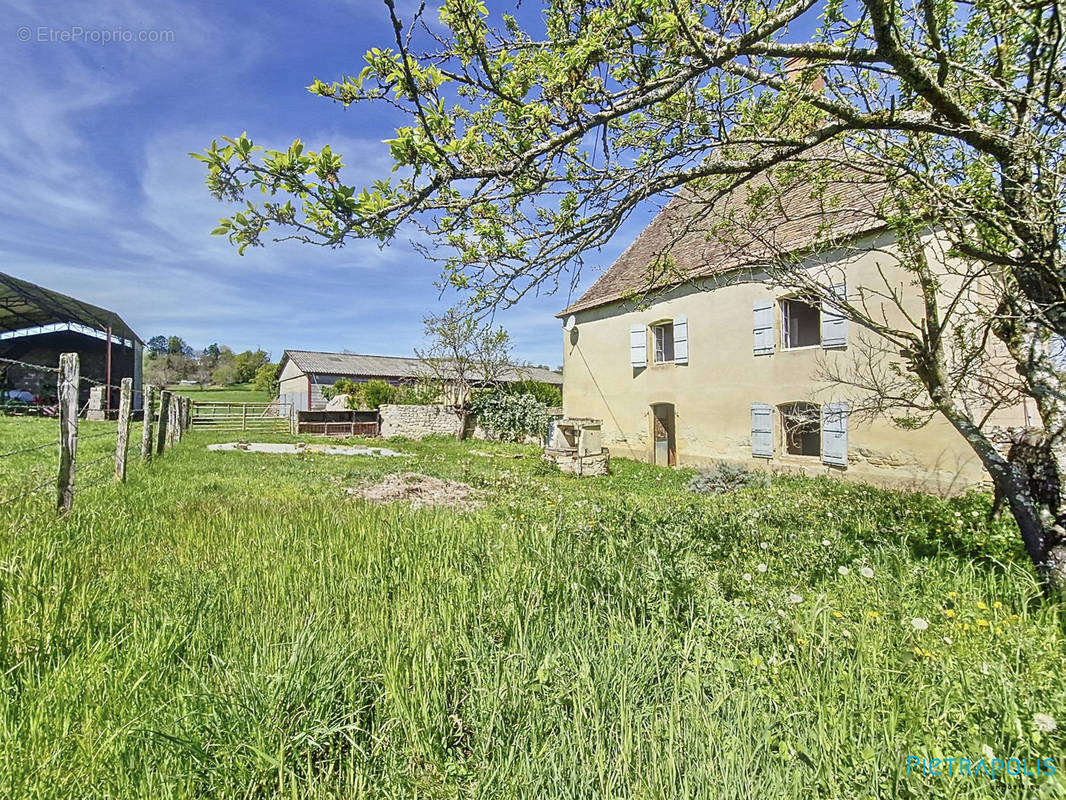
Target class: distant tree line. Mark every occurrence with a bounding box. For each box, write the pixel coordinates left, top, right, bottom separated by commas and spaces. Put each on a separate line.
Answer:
143, 335, 279, 393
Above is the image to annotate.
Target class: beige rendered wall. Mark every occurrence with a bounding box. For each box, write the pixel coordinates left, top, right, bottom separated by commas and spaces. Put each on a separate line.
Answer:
562, 232, 1029, 494
278, 359, 308, 410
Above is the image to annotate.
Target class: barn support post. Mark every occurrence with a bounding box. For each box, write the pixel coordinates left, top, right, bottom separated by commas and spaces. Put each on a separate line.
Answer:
114, 377, 133, 482
155, 389, 171, 456
56, 352, 79, 514
141, 385, 155, 463
104, 325, 112, 413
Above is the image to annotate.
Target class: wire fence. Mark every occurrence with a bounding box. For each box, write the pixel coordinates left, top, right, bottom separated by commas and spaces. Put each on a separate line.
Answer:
0, 352, 193, 513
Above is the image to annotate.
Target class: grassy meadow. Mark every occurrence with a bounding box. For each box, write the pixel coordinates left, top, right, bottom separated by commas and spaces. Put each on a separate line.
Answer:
0, 415, 1064, 798
167, 383, 273, 404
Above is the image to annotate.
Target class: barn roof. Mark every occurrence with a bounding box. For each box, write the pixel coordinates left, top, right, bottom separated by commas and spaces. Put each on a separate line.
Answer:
559, 161, 890, 316
280, 349, 563, 386
0, 272, 141, 343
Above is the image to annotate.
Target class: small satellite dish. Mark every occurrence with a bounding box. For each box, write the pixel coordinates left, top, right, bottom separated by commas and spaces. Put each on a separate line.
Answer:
563, 314, 577, 332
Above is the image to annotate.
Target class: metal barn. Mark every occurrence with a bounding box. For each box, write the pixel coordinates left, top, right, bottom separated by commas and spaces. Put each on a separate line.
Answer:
0, 272, 143, 413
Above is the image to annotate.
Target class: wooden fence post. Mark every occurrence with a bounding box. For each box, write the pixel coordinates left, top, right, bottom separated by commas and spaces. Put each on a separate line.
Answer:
114, 378, 133, 482
166, 394, 178, 449
141, 385, 155, 463
183, 397, 191, 431
56, 352, 79, 514
174, 396, 184, 445
242, 403, 247, 432
156, 389, 171, 455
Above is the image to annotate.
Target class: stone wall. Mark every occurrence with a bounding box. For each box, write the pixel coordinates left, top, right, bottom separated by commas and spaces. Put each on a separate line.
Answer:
379, 404, 467, 439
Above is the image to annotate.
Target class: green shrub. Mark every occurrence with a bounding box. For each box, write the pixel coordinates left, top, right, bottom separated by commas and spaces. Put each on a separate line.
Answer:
688, 461, 771, 494
498, 379, 562, 407
322, 378, 398, 410
470, 391, 549, 442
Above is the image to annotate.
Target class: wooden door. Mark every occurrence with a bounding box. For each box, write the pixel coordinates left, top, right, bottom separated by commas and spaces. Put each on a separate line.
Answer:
652, 403, 676, 466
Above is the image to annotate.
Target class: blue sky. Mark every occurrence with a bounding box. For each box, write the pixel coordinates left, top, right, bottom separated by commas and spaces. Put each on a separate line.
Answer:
1, 0, 655, 369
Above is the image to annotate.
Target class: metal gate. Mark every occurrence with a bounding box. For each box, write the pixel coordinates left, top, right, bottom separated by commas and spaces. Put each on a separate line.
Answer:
191, 401, 293, 434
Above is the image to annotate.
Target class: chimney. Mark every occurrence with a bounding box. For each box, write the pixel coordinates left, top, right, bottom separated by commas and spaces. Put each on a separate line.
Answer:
783, 57, 826, 92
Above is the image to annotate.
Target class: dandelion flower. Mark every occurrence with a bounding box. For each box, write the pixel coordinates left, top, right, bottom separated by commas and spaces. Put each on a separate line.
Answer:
832, 611, 844, 618
757, 563, 768, 573
860, 567, 874, 579
789, 593, 804, 604
977, 619, 990, 627
837, 566, 849, 576
911, 617, 929, 631
1034, 713, 1057, 733
977, 601, 988, 610
742, 573, 753, 582
865, 611, 880, 620
943, 609, 956, 618
993, 601, 1002, 609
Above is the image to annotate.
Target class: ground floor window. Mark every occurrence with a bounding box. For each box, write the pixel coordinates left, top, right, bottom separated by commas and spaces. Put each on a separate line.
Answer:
780, 402, 820, 456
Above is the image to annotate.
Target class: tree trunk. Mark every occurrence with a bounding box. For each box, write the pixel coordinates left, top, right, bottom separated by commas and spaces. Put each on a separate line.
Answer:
980, 311, 1066, 593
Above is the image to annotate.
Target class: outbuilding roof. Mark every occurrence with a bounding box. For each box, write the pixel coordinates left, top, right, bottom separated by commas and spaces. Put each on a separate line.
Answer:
280, 349, 562, 385
0, 271, 142, 343
559, 162, 889, 316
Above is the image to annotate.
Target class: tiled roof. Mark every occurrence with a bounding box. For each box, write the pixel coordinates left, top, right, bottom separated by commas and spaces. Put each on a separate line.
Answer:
559, 162, 890, 316
280, 349, 562, 385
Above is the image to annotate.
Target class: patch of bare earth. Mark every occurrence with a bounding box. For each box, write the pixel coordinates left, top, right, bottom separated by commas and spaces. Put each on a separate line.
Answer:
346, 472, 481, 510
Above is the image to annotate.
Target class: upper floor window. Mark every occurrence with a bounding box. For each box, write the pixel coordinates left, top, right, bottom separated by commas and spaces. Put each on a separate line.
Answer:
781, 298, 821, 348
753, 285, 848, 355
652, 321, 675, 363
630, 316, 688, 367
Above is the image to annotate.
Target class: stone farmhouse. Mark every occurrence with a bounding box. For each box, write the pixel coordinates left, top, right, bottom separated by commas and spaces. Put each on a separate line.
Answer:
557, 172, 1032, 492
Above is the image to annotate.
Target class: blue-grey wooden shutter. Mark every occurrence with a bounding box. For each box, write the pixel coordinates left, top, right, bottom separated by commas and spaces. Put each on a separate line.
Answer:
753, 300, 774, 355
673, 315, 688, 364
751, 403, 773, 458
821, 283, 848, 349
630, 324, 647, 367
821, 402, 849, 466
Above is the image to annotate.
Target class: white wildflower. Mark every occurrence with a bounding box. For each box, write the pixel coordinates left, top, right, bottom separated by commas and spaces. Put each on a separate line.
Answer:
822, 539, 831, 547
838, 566, 849, 576
942, 636, 953, 645
742, 573, 753, 582
911, 617, 929, 631
1034, 713, 1057, 733
757, 563, 768, 573
982, 744, 994, 761
860, 567, 875, 579
789, 593, 804, 604
760, 542, 769, 550
841, 629, 851, 639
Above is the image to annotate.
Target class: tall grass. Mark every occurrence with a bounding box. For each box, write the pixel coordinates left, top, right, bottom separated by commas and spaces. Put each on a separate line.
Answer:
0, 418, 1063, 798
